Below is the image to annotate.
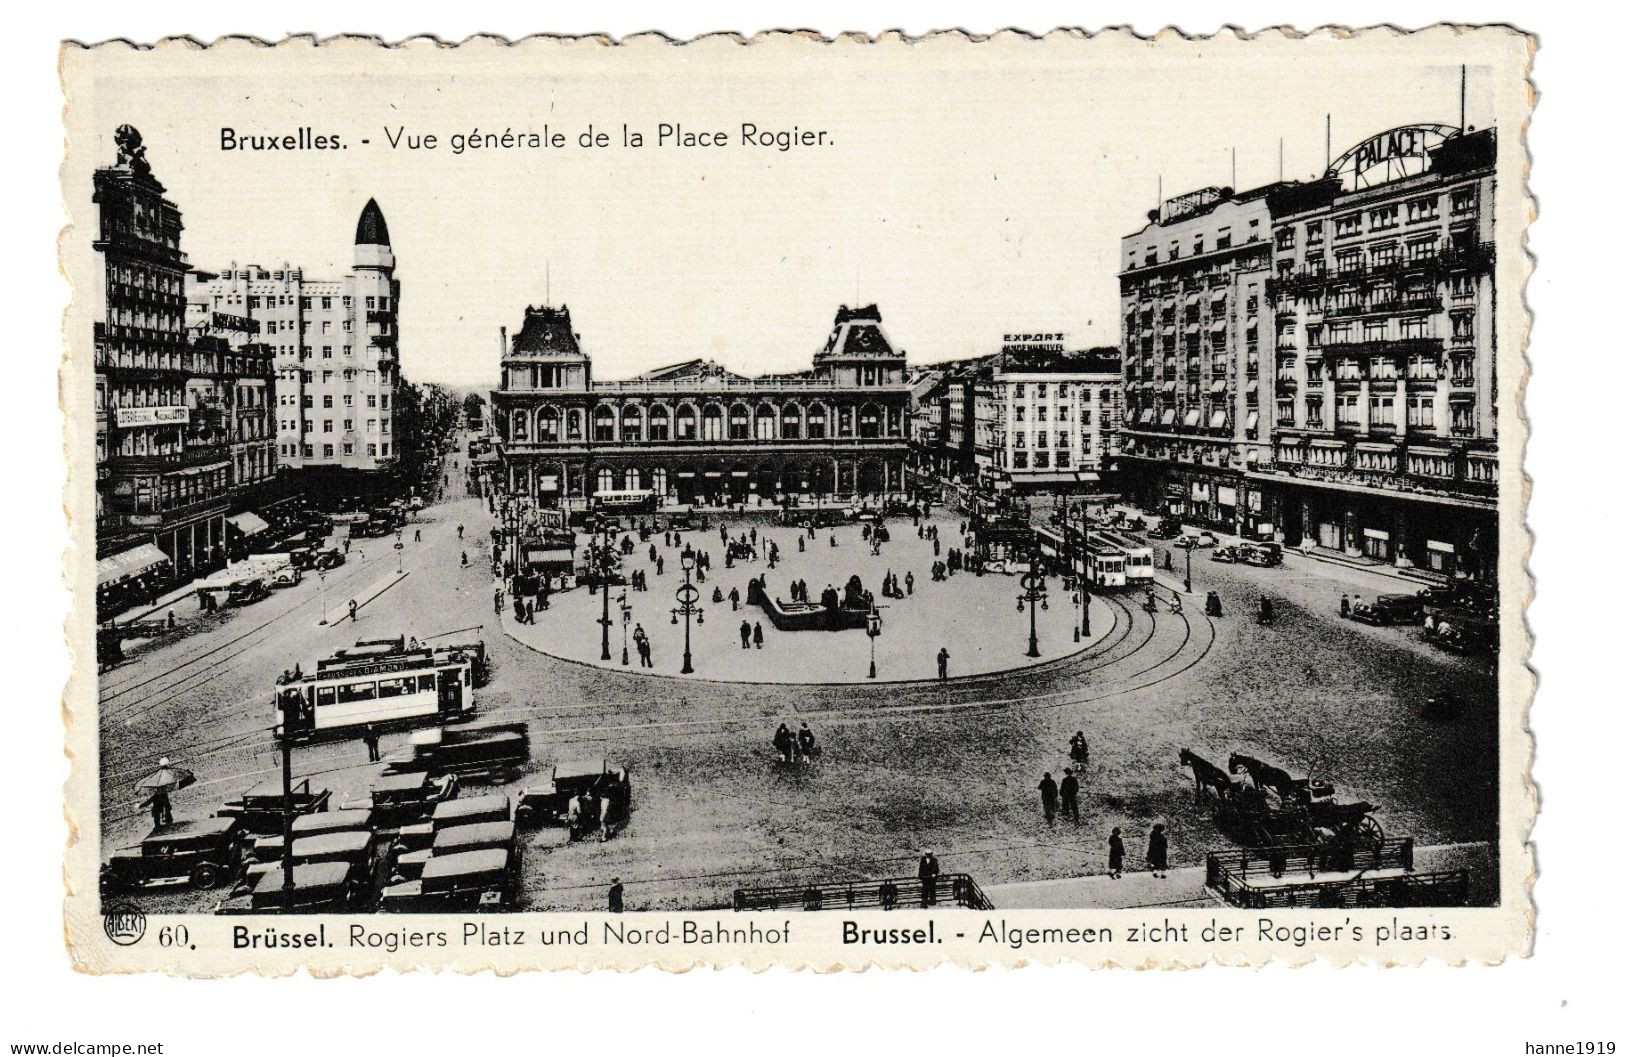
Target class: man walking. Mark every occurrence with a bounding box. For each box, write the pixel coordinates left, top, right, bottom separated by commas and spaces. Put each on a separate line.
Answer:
362, 724, 381, 763
937, 646, 950, 680
729, 586, 740, 611
905, 571, 915, 595
494, 588, 504, 616
1108, 827, 1125, 879
739, 619, 752, 650
1339, 593, 1351, 618
1060, 767, 1080, 821
752, 621, 764, 650
1147, 824, 1169, 879
607, 878, 624, 913
1039, 771, 1059, 824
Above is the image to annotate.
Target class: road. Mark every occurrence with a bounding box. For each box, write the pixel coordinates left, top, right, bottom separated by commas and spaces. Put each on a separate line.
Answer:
99, 475, 1500, 914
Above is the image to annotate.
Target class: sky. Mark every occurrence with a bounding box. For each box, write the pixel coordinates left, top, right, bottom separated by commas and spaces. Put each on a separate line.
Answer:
64, 31, 1526, 389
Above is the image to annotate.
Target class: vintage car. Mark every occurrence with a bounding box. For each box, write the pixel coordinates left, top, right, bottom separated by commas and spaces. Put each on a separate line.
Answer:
312, 547, 346, 571
215, 860, 364, 915
1422, 609, 1499, 655
250, 808, 376, 863
1147, 520, 1182, 540
393, 794, 513, 855
382, 723, 529, 782
1238, 541, 1284, 567
1210, 545, 1238, 564
226, 578, 271, 606
216, 777, 333, 835
515, 759, 632, 828
390, 821, 518, 882
230, 830, 379, 897
101, 817, 247, 894
377, 848, 521, 913
341, 771, 460, 831
1350, 593, 1427, 626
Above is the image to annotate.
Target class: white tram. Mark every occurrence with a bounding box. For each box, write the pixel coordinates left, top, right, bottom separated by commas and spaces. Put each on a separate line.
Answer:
275, 637, 485, 741
1087, 529, 1155, 590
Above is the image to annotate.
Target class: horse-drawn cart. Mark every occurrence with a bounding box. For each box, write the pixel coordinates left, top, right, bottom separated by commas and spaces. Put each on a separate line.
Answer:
1180, 748, 1385, 851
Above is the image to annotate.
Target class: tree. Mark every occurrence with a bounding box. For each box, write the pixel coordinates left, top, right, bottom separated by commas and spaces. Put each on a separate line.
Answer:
462, 391, 486, 429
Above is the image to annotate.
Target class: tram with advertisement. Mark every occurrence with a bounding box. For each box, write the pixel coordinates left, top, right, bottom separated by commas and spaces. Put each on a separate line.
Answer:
274, 637, 487, 742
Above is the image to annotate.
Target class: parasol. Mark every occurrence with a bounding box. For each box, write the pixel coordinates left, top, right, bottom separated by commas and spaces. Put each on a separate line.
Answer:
134, 757, 195, 796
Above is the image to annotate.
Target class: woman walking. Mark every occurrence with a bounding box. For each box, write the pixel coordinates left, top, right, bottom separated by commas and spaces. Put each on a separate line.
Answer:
1108, 827, 1125, 880
1147, 823, 1169, 879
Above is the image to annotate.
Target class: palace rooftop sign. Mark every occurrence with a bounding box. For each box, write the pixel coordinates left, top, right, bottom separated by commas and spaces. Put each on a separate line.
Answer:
1328, 124, 1459, 190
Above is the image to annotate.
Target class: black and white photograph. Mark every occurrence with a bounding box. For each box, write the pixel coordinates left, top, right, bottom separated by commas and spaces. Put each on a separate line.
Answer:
55, 26, 1535, 974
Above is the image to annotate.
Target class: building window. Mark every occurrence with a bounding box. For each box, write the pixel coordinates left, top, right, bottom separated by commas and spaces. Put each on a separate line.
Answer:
1371, 396, 1396, 427
647, 405, 669, 441
597, 468, 615, 494
512, 410, 529, 441
1216, 227, 1232, 250
1451, 187, 1478, 214
566, 409, 583, 442
1334, 213, 1362, 238
1450, 399, 1476, 435
621, 406, 644, 443
728, 404, 750, 440
807, 404, 827, 439
594, 407, 616, 442
1406, 196, 1440, 223
755, 404, 776, 441
1369, 205, 1400, 231
1407, 395, 1435, 429
537, 407, 559, 442
323, 444, 334, 458
675, 404, 697, 441
702, 405, 724, 442
781, 403, 802, 439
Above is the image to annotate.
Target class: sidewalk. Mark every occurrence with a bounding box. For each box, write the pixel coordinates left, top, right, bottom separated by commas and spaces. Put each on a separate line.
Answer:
982, 841, 1495, 910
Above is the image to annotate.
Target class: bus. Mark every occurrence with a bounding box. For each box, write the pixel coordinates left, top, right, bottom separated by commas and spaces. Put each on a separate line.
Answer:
1083, 529, 1156, 591
274, 637, 486, 742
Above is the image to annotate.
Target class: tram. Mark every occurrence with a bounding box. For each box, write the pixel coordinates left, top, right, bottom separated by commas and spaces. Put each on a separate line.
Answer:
1083, 529, 1156, 591
274, 637, 486, 742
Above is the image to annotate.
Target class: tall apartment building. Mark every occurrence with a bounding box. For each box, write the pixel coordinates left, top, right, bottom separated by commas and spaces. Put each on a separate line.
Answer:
1117, 123, 1500, 578
985, 338, 1120, 493
93, 126, 231, 583
1260, 127, 1498, 577
191, 199, 402, 480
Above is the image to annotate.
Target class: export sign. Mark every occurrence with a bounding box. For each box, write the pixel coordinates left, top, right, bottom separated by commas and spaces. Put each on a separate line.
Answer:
115, 405, 190, 428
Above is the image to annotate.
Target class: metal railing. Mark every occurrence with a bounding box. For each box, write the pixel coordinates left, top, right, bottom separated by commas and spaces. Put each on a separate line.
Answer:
733, 873, 993, 911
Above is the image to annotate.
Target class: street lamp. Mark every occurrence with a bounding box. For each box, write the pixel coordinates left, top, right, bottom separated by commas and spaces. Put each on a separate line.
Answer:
595, 512, 614, 662
619, 592, 632, 667
1016, 547, 1048, 659
865, 603, 883, 679
1184, 543, 1193, 594
671, 546, 703, 675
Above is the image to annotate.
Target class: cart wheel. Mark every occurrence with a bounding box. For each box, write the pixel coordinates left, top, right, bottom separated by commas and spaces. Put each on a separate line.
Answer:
191, 863, 220, 889
1356, 816, 1384, 848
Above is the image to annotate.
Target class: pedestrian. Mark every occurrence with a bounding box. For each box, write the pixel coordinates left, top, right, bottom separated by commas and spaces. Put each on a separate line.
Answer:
937, 646, 950, 680
798, 536, 805, 553
1060, 768, 1080, 821
740, 620, 752, 649
514, 597, 526, 623
457, 524, 464, 540
1108, 827, 1125, 879
649, 544, 658, 563
608, 878, 624, 913
729, 586, 740, 611
656, 555, 665, 576
146, 787, 172, 829
1147, 823, 1169, 878
905, 571, 914, 595
753, 621, 764, 649
494, 588, 504, 615
918, 850, 940, 907
362, 724, 381, 763
348, 598, 359, 622
343, 537, 351, 555
1339, 593, 1351, 618
1039, 771, 1059, 824
664, 531, 672, 548
414, 528, 422, 543
933, 537, 941, 557
525, 599, 535, 624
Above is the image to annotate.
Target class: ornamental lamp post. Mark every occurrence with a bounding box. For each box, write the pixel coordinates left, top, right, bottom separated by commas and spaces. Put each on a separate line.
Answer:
619, 592, 632, 667
865, 603, 883, 679
1185, 543, 1193, 595
671, 546, 703, 675
1016, 546, 1048, 659
596, 512, 613, 662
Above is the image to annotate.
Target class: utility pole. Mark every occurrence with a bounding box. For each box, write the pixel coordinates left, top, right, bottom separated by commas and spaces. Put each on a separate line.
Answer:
278, 693, 295, 892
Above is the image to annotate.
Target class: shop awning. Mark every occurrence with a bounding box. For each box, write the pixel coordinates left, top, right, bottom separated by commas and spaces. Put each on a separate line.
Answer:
1210, 380, 1227, 394
1161, 410, 1176, 426
1211, 411, 1229, 429
227, 512, 269, 536
524, 547, 575, 566
1162, 382, 1177, 393
1246, 410, 1259, 431
1184, 409, 1201, 427
97, 543, 169, 588
1137, 409, 1154, 424
1208, 319, 1226, 331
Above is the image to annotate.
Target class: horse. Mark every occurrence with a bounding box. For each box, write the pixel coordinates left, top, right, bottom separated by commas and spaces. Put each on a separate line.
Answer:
1228, 752, 1310, 806
1180, 749, 1237, 801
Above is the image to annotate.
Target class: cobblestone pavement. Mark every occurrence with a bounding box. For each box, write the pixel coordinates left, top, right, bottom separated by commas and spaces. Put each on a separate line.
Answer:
97, 486, 1500, 914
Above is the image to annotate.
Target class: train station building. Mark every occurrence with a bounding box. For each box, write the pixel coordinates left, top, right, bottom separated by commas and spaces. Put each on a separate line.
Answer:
492, 302, 913, 509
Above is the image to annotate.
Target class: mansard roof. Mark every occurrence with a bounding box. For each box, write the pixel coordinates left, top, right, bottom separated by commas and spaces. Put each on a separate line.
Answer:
510, 305, 584, 358
819, 303, 899, 360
